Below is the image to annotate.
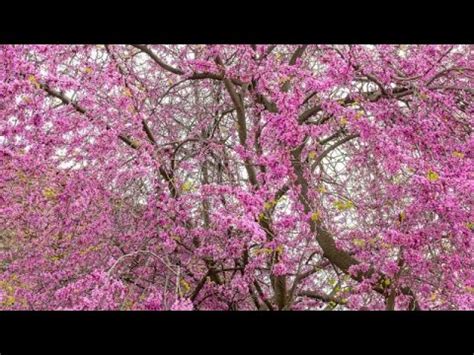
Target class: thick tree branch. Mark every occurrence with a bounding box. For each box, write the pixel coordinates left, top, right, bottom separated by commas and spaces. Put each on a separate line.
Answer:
131, 45, 184, 75
215, 56, 259, 188
299, 290, 347, 306
290, 139, 420, 310
132, 45, 245, 85
311, 134, 360, 171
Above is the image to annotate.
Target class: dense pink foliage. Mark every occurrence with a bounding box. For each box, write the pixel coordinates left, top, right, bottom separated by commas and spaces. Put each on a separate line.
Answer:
0, 45, 472, 310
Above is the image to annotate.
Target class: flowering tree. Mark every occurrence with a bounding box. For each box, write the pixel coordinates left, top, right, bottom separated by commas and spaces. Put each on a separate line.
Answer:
0, 45, 472, 310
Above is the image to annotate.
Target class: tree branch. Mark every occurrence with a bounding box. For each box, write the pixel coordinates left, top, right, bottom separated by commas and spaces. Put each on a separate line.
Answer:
299, 290, 347, 306
131, 45, 184, 75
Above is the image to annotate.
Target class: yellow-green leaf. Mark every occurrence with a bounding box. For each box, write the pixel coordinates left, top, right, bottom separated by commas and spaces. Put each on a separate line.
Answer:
275, 245, 284, 255
180, 278, 191, 293
28, 75, 41, 89
427, 170, 439, 182
334, 200, 354, 211
310, 211, 321, 222
254, 247, 273, 256
48, 254, 65, 261
263, 199, 276, 210
181, 180, 194, 192
42, 187, 57, 200
352, 239, 366, 247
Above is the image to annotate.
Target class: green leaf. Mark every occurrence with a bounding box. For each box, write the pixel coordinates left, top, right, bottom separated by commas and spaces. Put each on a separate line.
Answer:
427, 170, 439, 182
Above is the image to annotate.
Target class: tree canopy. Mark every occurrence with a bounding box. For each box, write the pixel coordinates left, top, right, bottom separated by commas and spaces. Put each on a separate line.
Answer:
0, 45, 472, 310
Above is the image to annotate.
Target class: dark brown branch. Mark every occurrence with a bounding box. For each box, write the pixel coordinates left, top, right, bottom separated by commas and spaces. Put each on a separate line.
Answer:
253, 280, 274, 311
281, 45, 308, 92
38, 81, 179, 197
290, 140, 420, 310
216, 56, 259, 188
299, 290, 347, 305
40, 83, 86, 114
132, 45, 245, 86
289, 45, 308, 66
40, 82, 140, 149
106, 45, 159, 147
311, 134, 359, 170
298, 104, 322, 124
426, 67, 474, 86
131, 45, 184, 75
190, 270, 211, 302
